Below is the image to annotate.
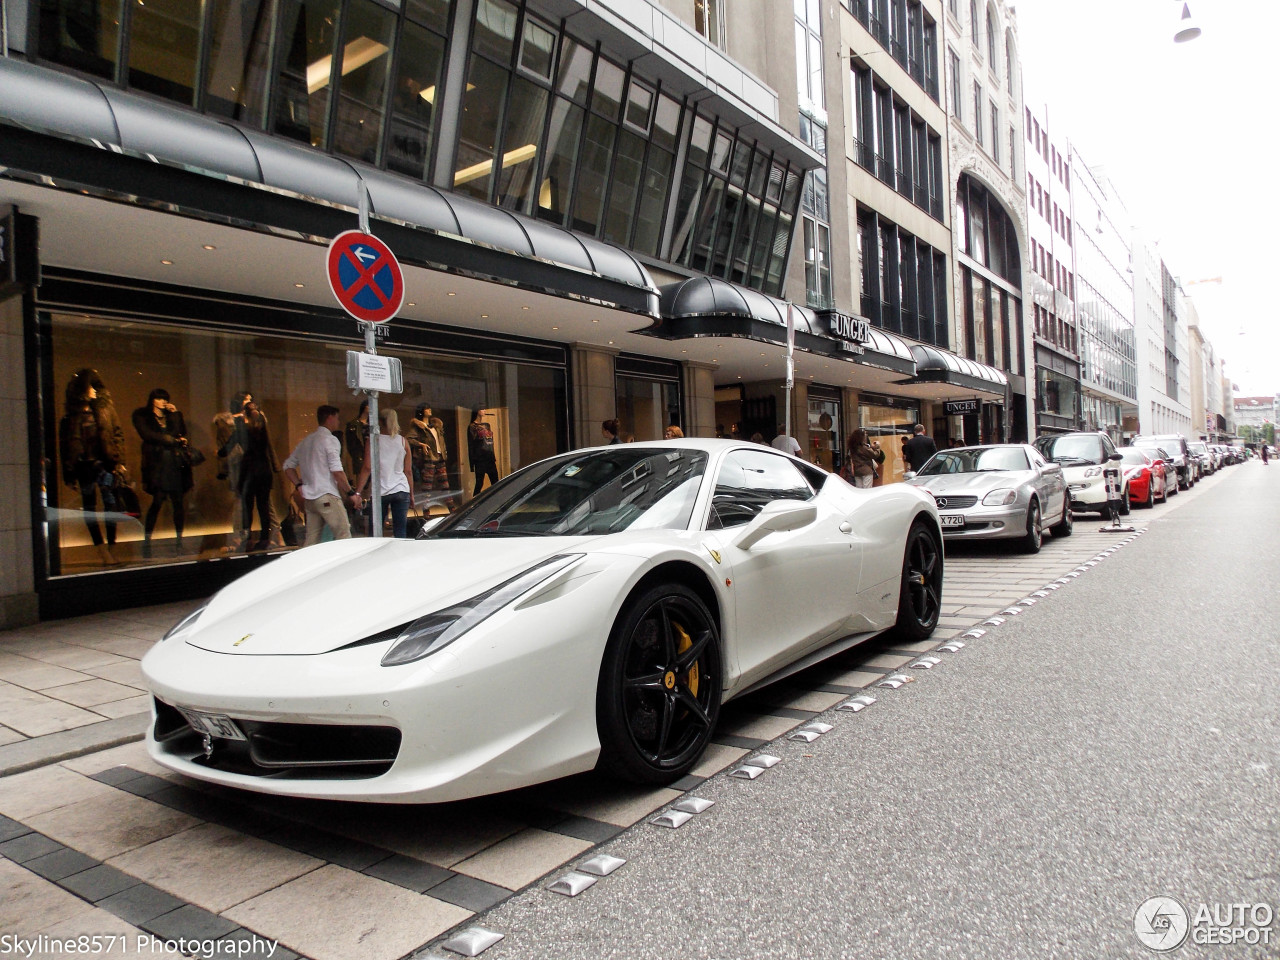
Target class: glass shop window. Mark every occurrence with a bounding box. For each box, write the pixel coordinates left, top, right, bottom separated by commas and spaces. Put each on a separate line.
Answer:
128, 0, 204, 104
38, 0, 124, 80
330, 0, 398, 163
615, 376, 681, 443
272, 0, 343, 147
42, 313, 566, 578
204, 0, 276, 124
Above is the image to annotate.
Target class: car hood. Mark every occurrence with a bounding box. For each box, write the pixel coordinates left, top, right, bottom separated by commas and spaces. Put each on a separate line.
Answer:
181, 536, 598, 656
907, 472, 1032, 495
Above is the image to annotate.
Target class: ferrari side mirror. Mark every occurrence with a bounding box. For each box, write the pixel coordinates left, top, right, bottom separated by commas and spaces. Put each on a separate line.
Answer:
734, 500, 819, 550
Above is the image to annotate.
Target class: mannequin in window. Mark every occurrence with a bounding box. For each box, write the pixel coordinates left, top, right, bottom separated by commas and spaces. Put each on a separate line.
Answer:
58, 369, 126, 566
468, 407, 499, 496
132, 388, 194, 557
222, 396, 280, 552
406, 403, 454, 511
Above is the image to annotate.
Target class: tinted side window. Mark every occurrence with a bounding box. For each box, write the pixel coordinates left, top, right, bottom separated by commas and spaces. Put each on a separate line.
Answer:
707, 450, 814, 530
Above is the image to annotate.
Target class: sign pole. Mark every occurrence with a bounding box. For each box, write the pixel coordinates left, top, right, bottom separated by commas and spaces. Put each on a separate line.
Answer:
327, 186, 405, 541
785, 304, 795, 442
357, 186, 382, 538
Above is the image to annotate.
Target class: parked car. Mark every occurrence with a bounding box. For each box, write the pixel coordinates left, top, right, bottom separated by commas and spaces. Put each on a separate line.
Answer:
906, 444, 1070, 553
1034, 431, 1124, 516
1119, 447, 1168, 508
142, 440, 943, 803
1187, 440, 1214, 476
1133, 435, 1195, 489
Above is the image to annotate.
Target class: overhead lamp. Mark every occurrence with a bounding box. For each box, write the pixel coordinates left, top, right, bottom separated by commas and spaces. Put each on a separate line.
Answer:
1173, 2, 1201, 43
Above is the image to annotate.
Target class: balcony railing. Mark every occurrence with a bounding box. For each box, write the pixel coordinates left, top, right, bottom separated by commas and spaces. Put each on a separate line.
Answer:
875, 153, 894, 184
852, 137, 875, 170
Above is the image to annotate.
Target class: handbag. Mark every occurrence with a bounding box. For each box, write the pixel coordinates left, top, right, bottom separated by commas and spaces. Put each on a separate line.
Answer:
180, 444, 207, 468
112, 464, 142, 517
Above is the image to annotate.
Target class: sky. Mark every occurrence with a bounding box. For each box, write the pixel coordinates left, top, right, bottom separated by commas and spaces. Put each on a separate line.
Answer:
1013, 0, 1279, 398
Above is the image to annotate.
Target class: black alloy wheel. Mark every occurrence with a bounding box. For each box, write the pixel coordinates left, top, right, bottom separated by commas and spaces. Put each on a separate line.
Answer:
1050, 497, 1073, 537
1021, 499, 1042, 554
893, 521, 943, 642
1142, 478, 1155, 508
597, 583, 722, 784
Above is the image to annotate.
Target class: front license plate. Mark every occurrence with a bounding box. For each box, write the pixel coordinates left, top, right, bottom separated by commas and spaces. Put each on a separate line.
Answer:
177, 707, 246, 741
940, 514, 965, 528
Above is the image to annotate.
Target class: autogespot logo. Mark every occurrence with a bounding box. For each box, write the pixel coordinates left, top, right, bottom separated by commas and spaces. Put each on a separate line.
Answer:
1135, 896, 1191, 951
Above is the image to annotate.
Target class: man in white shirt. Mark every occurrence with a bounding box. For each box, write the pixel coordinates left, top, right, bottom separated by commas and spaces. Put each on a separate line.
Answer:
771, 428, 802, 457
283, 405, 362, 546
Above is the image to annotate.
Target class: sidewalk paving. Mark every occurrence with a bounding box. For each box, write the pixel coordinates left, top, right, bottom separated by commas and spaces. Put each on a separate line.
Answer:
0, 600, 200, 776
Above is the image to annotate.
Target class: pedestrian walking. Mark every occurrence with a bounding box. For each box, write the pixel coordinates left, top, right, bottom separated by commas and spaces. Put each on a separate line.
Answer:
283, 405, 362, 545
841, 429, 884, 489
902, 423, 938, 473
663, 425, 684, 439
355, 410, 413, 538
771, 428, 802, 456
602, 419, 622, 444
468, 408, 499, 496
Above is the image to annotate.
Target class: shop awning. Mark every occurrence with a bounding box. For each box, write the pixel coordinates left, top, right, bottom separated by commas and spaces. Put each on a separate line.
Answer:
654, 277, 917, 375
900, 344, 1010, 397
0, 58, 659, 316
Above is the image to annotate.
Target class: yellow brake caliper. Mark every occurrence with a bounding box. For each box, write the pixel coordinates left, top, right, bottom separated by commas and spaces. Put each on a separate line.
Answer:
673, 621, 699, 697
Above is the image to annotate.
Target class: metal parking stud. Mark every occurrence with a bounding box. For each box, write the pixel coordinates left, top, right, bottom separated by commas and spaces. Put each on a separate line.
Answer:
963, 628, 988, 638
672, 797, 715, 815
911, 656, 942, 669
729, 765, 765, 780
936, 641, 966, 653
441, 928, 505, 956
877, 674, 913, 688
745, 754, 781, 768
1044, 583, 1061, 591
1018, 598, 1038, 606
1000, 607, 1024, 616
983, 616, 1005, 625
804, 722, 834, 734
1031, 590, 1051, 598
837, 695, 877, 712
650, 809, 695, 828
789, 730, 821, 743
548, 872, 599, 896
577, 854, 627, 877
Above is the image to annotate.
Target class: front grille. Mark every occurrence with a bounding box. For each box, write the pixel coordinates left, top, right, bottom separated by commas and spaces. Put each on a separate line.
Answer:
153, 696, 400, 780
933, 495, 978, 510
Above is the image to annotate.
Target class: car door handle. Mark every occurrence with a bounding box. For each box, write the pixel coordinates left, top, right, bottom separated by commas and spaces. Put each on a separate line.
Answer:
839, 521, 853, 534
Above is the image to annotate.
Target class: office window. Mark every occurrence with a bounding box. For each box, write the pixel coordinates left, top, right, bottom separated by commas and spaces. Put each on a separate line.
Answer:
973, 82, 983, 144
989, 101, 998, 163
947, 49, 962, 122
986, 6, 996, 64
969, 0, 979, 49
695, 0, 726, 48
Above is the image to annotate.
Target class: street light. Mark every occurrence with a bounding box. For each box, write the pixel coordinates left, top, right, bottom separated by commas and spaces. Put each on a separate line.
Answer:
1173, 2, 1201, 43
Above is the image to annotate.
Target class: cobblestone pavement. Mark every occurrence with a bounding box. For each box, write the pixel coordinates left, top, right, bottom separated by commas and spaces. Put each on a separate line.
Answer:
0, 470, 1231, 960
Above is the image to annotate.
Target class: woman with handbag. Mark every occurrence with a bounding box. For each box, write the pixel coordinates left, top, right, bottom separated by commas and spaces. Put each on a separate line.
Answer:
841, 429, 883, 489
132, 388, 199, 556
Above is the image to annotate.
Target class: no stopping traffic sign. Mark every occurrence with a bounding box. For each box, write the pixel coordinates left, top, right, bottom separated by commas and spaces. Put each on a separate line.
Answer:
326, 230, 404, 324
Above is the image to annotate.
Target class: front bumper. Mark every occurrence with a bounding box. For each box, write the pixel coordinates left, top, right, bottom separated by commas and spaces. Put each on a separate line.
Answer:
141, 587, 615, 803
934, 502, 1029, 541
1067, 474, 1108, 510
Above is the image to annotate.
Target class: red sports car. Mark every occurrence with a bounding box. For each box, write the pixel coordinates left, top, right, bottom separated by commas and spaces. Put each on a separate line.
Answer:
1121, 447, 1169, 508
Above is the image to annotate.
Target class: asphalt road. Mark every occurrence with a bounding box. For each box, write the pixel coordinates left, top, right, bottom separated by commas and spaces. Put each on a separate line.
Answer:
463, 463, 1280, 960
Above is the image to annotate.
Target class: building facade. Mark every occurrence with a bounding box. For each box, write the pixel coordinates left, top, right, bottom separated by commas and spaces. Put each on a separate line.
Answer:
1068, 156, 1135, 442
0, 0, 1022, 623
1023, 94, 1079, 436
1131, 232, 1190, 438
941, 0, 1029, 444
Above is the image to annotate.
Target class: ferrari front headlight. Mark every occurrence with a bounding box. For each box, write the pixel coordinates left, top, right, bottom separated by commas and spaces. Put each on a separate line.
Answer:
982, 488, 1018, 506
380, 554, 584, 667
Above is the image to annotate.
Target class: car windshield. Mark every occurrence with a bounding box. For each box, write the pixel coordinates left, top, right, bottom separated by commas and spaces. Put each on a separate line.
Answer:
917, 447, 1029, 475
1037, 435, 1104, 464
1134, 441, 1174, 460
427, 447, 708, 538
1119, 449, 1148, 466
1188, 442, 1208, 454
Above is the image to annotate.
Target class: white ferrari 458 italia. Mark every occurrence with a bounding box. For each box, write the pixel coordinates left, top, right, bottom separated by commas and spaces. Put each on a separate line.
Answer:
142, 439, 943, 803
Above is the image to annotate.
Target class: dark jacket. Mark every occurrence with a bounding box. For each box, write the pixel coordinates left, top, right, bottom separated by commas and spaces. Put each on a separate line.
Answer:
132, 406, 193, 494
59, 397, 126, 486
903, 434, 938, 472
468, 421, 496, 471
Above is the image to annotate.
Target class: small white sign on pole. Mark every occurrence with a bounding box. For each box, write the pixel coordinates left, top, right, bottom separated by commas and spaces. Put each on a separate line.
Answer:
345, 351, 403, 394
